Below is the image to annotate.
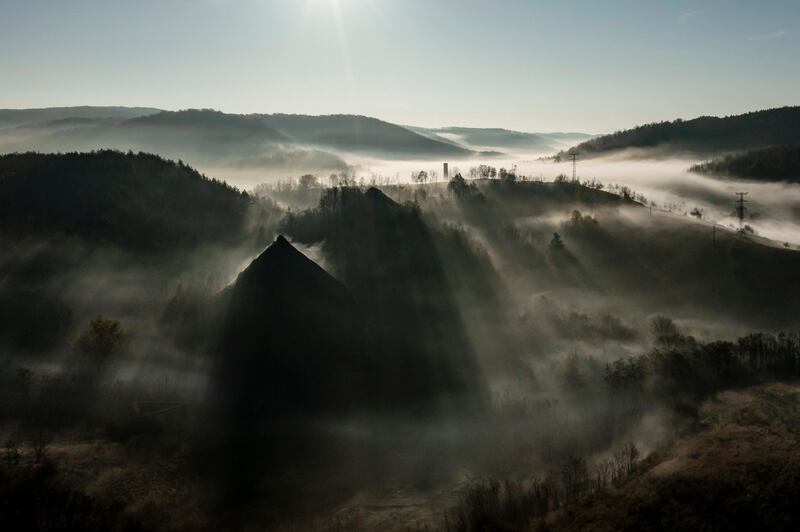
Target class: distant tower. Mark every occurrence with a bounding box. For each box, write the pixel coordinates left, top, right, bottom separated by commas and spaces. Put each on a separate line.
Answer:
570, 152, 578, 182
735, 191, 748, 226
443, 162, 449, 179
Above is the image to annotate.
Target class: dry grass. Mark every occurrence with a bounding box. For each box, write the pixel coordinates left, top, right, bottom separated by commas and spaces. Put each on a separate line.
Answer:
0, 434, 206, 531
547, 382, 800, 532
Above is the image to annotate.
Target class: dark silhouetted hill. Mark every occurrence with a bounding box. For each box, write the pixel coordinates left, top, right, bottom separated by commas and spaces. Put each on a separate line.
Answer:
690, 144, 800, 182
0, 150, 250, 252
558, 106, 800, 159
282, 187, 486, 409
205, 235, 368, 518
211, 234, 365, 419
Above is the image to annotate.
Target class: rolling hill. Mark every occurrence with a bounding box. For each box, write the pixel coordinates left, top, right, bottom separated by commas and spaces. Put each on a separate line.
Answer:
0, 107, 479, 172
0, 106, 159, 129
558, 106, 800, 159
409, 126, 592, 153
690, 144, 800, 182
257, 113, 474, 158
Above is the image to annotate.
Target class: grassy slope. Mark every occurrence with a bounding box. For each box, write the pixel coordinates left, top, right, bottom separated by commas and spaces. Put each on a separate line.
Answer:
550, 382, 800, 531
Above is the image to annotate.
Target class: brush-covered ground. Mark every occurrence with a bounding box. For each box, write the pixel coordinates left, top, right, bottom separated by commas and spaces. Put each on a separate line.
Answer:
318, 381, 800, 531
548, 382, 800, 532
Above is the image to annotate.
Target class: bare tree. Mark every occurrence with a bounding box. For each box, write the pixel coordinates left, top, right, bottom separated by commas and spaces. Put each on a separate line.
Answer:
561, 455, 588, 505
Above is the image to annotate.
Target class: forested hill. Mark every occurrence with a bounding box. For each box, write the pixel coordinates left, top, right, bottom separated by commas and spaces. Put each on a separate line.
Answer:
125, 109, 289, 142
0, 150, 250, 252
557, 106, 800, 159
256, 113, 474, 158
0, 106, 159, 128
0, 108, 475, 169
690, 145, 800, 183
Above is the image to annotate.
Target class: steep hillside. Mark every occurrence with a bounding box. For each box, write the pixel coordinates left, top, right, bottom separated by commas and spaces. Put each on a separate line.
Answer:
559, 106, 800, 159
282, 187, 486, 408
690, 144, 800, 182
211, 234, 365, 421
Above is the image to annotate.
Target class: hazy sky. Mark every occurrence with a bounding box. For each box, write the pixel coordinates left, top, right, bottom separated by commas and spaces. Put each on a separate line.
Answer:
1, 0, 798, 132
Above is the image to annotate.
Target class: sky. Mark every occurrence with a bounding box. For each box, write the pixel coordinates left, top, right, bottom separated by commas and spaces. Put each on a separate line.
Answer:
1, 0, 798, 133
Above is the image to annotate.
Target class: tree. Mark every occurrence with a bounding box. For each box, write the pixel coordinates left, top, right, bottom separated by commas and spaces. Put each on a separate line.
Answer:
73, 316, 129, 368
550, 232, 564, 250
298, 174, 319, 189
561, 455, 588, 505
651, 315, 682, 347
559, 353, 585, 389
499, 166, 517, 183
411, 170, 429, 184
447, 174, 481, 200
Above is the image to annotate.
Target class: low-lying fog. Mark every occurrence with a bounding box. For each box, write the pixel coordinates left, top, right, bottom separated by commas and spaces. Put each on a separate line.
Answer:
239, 152, 800, 246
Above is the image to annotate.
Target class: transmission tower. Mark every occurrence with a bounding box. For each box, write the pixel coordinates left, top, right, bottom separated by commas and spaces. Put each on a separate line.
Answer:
735, 192, 748, 226
570, 152, 578, 182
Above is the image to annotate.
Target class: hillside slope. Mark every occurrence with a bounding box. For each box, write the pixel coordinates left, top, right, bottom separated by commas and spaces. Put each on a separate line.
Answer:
282, 187, 487, 407
0, 106, 159, 128
257, 113, 474, 158
690, 144, 800, 182
559, 106, 800, 159
408, 126, 592, 153
550, 382, 800, 531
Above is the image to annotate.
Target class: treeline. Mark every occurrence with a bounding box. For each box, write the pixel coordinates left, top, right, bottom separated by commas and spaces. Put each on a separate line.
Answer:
0, 150, 251, 252
557, 106, 800, 158
447, 325, 800, 531
690, 144, 800, 182
605, 327, 800, 407
445, 442, 641, 532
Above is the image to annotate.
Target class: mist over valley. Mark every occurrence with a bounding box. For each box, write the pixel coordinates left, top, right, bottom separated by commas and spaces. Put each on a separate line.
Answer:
3, 1, 800, 529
